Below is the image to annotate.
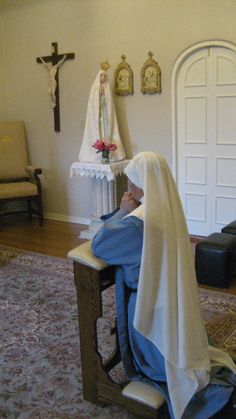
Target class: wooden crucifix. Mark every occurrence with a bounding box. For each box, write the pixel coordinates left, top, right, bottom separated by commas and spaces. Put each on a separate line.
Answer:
36, 42, 75, 132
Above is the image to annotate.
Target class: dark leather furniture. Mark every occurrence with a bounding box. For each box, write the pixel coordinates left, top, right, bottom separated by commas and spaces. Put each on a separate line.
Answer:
222, 220, 236, 235
195, 232, 236, 288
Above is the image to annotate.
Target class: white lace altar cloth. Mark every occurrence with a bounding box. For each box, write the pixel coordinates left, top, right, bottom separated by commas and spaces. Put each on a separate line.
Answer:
70, 160, 130, 239
70, 160, 130, 182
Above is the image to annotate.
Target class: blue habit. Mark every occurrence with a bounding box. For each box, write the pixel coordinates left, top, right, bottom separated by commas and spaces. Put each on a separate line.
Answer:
92, 209, 235, 418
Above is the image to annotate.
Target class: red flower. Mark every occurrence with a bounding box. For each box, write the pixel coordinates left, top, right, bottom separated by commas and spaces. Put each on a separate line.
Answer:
92, 139, 106, 151
107, 143, 117, 151
92, 140, 117, 153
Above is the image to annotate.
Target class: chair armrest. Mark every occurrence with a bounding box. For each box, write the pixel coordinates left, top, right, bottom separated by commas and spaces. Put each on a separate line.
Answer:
25, 166, 42, 194
26, 165, 42, 176
67, 240, 108, 271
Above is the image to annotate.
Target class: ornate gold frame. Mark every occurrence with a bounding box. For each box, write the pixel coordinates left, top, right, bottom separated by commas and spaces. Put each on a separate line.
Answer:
141, 51, 161, 94
114, 55, 134, 96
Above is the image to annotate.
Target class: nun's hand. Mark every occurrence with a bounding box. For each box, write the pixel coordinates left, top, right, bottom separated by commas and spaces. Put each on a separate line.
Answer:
120, 192, 140, 213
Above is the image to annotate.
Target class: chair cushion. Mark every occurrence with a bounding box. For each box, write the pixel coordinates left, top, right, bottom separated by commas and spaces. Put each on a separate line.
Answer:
0, 182, 38, 199
0, 121, 28, 179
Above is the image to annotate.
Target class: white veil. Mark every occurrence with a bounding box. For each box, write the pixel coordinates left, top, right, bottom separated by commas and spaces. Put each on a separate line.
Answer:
78, 70, 126, 163
125, 152, 235, 419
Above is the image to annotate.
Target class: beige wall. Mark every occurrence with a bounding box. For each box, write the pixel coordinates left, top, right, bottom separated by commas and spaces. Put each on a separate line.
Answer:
1, 0, 236, 222
0, 2, 7, 121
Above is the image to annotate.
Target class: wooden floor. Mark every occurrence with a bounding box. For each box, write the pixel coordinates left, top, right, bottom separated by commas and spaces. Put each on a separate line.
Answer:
0, 214, 235, 295
0, 214, 87, 258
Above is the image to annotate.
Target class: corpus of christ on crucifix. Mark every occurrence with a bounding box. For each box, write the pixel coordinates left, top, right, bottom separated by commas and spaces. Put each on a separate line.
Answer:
36, 42, 75, 132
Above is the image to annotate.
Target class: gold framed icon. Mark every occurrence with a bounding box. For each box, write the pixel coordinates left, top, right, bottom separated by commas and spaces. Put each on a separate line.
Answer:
114, 55, 134, 96
141, 51, 161, 94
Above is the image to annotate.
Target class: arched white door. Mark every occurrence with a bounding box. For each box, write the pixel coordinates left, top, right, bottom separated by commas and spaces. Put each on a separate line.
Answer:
174, 44, 236, 236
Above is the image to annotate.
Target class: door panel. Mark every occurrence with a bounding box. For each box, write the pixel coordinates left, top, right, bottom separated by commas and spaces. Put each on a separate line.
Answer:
177, 47, 236, 236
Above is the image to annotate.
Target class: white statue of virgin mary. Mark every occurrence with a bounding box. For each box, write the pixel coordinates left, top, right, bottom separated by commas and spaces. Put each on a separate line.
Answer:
78, 61, 126, 163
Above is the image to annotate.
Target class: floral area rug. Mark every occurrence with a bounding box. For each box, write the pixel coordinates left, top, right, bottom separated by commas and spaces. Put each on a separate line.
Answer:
199, 287, 236, 360
0, 246, 235, 418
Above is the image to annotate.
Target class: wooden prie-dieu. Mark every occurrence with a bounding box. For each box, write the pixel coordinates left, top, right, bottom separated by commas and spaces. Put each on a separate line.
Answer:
68, 241, 168, 418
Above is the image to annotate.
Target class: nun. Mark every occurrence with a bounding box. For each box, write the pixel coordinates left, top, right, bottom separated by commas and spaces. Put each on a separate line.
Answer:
92, 152, 236, 419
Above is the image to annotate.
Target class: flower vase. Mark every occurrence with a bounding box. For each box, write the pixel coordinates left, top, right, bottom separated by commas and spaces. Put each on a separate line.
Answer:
101, 150, 110, 164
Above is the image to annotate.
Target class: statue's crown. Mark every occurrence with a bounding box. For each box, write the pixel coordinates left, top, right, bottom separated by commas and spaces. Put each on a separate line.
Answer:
100, 60, 110, 71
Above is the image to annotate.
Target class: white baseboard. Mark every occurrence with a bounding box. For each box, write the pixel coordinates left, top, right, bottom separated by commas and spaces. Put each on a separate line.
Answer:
44, 212, 90, 225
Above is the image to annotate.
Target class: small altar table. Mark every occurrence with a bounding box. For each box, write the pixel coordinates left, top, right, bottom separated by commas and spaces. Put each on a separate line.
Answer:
70, 160, 129, 239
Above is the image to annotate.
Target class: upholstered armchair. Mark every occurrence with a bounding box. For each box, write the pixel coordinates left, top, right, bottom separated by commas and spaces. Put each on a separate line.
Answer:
0, 121, 43, 225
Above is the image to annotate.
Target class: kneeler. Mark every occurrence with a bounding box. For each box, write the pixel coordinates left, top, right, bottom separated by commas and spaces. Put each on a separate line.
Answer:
68, 241, 167, 418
